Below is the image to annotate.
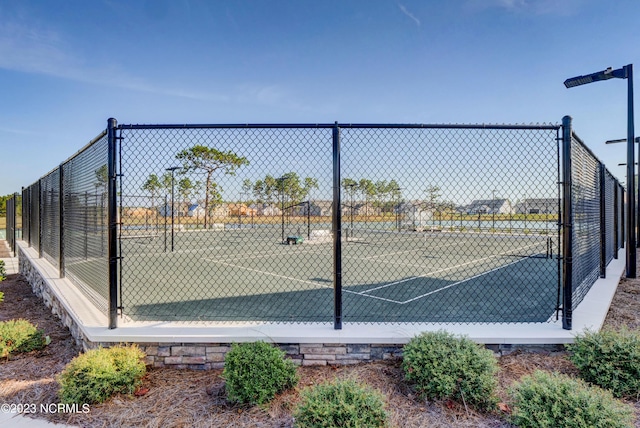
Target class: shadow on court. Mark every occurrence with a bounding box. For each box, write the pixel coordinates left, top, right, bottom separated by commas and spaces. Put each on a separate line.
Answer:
127, 258, 558, 323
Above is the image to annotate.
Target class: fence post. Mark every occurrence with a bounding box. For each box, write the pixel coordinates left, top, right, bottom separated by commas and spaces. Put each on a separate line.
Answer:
59, 165, 65, 277
561, 115, 573, 330
38, 179, 43, 258
107, 118, 118, 329
332, 122, 342, 330
11, 192, 17, 254
599, 164, 606, 277
614, 179, 619, 258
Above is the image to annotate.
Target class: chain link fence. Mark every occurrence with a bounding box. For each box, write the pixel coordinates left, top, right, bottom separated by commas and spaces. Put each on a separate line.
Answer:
22, 131, 110, 318
16, 117, 625, 329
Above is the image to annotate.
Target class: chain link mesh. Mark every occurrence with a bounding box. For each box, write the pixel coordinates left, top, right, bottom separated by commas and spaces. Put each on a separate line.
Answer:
21, 187, 30, 245
14, 120, 626, 327
29, 181, 40, 254
604, 169, 616, 264
118, 126, 333, 322
61, 134, 109, 316
5, 194, 16, 252
340, 126, 560, 322
40, 169, 60, 266
570, 134, 602, 309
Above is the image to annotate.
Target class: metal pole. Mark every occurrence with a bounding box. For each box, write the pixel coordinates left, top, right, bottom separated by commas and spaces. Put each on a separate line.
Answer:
58, 165, 65, 277
38, 179, 42, 258
599, 164, 606, 278
107, 118, 119, 329
332, 122, 342, 330
625, 64, 636, 275
614, 179, 619, 258
561, 115, 574, 330
12, 192, 18, 254
171, 172, 175, 252
307, 201, 311, 239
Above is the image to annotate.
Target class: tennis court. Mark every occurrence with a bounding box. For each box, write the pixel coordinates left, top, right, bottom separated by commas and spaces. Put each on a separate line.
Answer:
113, 226, 559, 323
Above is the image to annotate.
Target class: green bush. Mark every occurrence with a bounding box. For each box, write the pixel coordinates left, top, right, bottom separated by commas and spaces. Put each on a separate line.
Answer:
0, 259, 5, 281
402, 330, 498, 411
223, 341, 298, 405
58, 345, 147, 404
294, 379, 388, 428
0, 319, 47, 358
509, 370, 634, 428
567, 328, 640, 398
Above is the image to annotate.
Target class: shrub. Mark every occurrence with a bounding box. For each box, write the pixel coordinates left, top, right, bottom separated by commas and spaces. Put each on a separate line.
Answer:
223, 341, 298, 405
402, 330, 498, 411
509, 370, 634, 428
294, 379, 388, 428
58, 344, 146, 404
0, 259, 5, 281
567, 328, 640, 398
0, 319, 47, 358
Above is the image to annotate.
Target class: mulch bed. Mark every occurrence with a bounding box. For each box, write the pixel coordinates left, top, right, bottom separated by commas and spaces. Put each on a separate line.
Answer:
1, 248, 640, 427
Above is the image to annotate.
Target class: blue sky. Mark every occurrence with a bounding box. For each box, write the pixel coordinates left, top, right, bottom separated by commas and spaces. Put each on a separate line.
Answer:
1, 0, 639, 196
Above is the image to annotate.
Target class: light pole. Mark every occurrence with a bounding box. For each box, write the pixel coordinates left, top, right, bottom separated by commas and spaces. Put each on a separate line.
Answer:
166, 166, 180, 252
239, 191, 248, 229
565, 65, 635, 277
492, 190, 496, 232
277, 176, 285, 242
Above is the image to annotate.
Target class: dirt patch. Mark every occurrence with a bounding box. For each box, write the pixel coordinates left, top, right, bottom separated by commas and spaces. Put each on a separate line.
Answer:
1, 266, 640, 427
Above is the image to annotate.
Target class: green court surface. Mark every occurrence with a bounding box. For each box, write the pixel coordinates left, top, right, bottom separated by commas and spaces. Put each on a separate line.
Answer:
114, 227, 560, 323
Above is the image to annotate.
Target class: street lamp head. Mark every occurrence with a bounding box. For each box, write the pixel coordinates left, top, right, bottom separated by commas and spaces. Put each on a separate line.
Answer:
166, 166, 181, 172
606, 137, 640, 144
564, 66, 626, 88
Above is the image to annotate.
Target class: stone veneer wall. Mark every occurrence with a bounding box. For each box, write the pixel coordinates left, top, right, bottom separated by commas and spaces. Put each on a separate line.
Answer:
18, 247, 405, 368
19, 247, 563, 370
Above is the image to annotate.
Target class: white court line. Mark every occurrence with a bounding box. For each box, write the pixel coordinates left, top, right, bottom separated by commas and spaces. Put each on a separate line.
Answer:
205, 246, 331, 264
205, 258, 403, 304
399, 258, 530, 304
354, 240, 463, 261
358, 242, 542, 295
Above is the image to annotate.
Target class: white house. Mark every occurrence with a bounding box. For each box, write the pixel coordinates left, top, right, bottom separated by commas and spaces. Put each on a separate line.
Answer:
465, 199, 512, 215
187, 204, 206, 217
514, 198, 559, 215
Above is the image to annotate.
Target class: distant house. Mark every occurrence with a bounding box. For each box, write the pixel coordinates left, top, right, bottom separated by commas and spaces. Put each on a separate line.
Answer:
250, 203, 281, 216
397, 201, 433, 228
353, 202, 381, 216
187, 204, 205, 218
514, 198, 559, 215
228, 203, 256, 216
309, 200, 333, 216
465, 199, 512, 215
158, 204, 179, 217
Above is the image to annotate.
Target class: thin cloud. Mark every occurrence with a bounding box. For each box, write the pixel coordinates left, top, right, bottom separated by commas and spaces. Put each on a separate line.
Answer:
398, 4, 421, 27
0, 21, 227, 102
465, 0, 582, 16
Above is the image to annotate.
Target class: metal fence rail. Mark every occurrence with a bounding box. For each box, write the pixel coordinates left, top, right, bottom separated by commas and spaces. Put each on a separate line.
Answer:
15, 117, 624, 330
40, 168, 60, 267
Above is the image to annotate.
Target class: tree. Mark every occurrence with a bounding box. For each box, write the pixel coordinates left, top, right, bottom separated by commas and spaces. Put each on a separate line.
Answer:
358, 179, 376, 216
178, 177, 198, 215
424, 185, 441, 211
176, 145, 249, 228
142, 174, 162, 210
